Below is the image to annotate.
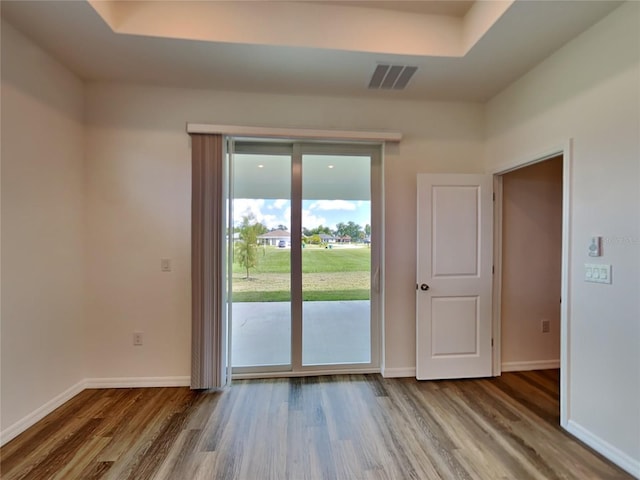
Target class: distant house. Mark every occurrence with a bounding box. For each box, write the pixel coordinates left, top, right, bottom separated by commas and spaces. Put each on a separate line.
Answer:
319, 233, 335, 243
336, 235, 351, 244
258, 229, 290, 246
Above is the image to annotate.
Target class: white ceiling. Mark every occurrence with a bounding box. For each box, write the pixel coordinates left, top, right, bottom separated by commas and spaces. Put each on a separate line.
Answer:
233, 152, 371, 200
0, 0, 622, 102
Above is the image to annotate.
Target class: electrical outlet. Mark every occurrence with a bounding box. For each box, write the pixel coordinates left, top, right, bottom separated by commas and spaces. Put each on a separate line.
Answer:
541, 320, 550, 334
161, 258, 172, 272
133, 332, 144, 346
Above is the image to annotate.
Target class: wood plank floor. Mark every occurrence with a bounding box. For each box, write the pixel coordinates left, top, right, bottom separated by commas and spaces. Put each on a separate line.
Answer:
0, 370, 632, 479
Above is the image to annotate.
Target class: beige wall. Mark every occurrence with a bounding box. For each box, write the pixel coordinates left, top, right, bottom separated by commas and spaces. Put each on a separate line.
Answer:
485, 1, 639, 471
501, 156, 562, 369
1, 21, 87, 431
0, 13, 485, 436
84, 83, 484, 378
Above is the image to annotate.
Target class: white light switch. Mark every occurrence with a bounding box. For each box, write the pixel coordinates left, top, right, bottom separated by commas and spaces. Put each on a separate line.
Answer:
585, 264, 612, 284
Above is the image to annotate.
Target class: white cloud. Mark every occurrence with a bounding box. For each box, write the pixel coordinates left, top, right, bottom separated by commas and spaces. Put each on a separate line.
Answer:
302, 209, 327, 229
309, 200, 357, 211
276, 207, 291, 231
261, 215, 281, 229
233, 198, 368, 231
234, 198, 282, 229
271, 199, 289, 210
234, 199, 264, 220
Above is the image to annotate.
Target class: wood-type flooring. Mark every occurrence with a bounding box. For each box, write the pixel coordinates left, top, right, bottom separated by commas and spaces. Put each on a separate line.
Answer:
0, 370, 632, 479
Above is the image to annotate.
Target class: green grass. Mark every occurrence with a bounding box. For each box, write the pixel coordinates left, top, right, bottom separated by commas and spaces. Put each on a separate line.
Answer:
232, 289, 370, 302
232, 246, 371, 302
233, 246, 370, 275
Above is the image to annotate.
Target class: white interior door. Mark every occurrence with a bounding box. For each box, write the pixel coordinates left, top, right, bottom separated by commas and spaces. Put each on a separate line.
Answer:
416, 174, 493, 380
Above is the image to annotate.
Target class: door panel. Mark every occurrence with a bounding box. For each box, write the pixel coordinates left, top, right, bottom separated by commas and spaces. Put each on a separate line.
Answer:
301, 153, 372, 366
431, 296, 478, 356
231, 151, 292, 370
417, 174, 493, 380
432, 186, 479, 276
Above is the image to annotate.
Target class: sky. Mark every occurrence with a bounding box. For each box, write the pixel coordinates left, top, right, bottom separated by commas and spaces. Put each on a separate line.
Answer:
233, 198, 370, 231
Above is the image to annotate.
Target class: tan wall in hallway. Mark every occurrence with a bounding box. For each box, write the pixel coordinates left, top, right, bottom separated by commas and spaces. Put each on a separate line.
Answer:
501, 156, 562, 370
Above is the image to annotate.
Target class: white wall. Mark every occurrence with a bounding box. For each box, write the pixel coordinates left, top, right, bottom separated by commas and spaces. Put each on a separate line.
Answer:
485, 2, 639, 474
1, 21, 87, 434
501, 157, 562, 370
84, 84, 484, 379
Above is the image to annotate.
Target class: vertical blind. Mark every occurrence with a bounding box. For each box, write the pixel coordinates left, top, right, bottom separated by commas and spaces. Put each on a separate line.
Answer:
190, 134, 227, 389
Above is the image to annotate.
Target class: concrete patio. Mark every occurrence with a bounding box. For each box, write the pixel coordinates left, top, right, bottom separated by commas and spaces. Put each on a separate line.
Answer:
231, 300, 370, 367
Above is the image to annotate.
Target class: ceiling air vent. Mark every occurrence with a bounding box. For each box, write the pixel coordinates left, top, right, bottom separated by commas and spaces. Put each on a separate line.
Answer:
368, 64, 418, 90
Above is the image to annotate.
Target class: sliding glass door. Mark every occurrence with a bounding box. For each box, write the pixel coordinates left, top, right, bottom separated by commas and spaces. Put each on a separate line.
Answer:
230, 141, 381, 375
230, 144, 292, 372
301, 152, 372, 366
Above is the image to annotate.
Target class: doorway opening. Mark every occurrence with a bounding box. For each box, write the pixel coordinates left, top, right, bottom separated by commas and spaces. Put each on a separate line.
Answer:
229, 141, 382, 377
500, 155, 563, 372
492, 146, 570, 427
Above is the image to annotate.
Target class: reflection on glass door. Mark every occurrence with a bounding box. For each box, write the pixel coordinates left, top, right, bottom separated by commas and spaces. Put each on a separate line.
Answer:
230, 141, 379, 375
231, 151, 291, 369
301, 154, 371, 365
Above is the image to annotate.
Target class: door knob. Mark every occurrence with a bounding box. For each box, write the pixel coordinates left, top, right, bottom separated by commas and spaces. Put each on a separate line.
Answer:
420, 284, 430, 291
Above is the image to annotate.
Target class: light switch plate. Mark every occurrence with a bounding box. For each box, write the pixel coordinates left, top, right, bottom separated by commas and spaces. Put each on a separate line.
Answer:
585, 263, 612, 284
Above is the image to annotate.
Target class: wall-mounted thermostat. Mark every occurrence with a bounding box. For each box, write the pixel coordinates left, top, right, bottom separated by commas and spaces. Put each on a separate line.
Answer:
588, 236, 602, 257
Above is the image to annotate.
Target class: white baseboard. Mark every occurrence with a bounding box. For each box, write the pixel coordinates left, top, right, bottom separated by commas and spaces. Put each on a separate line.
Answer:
566, 419, 640, 478
0, 376, 190, 447
501, 359, 560, 372
0, 379, 85, 447
381, 367, 416, 378
84, 376, 191, 388
232, 368, 379, 380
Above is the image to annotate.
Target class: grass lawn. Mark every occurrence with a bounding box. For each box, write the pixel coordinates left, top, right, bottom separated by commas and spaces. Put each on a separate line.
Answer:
232, 290, 370, 302
232, 246, 370, 302
233, 245, 370, 274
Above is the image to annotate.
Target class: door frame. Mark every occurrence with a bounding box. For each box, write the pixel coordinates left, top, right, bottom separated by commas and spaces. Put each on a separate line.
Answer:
490, 139, 572, 428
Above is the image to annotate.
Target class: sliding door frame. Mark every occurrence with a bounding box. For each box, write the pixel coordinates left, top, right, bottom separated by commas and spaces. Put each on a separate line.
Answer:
230, 139, 383, 378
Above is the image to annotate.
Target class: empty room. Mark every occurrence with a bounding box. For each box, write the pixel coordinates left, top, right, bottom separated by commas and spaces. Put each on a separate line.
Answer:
1, 1, 638, 478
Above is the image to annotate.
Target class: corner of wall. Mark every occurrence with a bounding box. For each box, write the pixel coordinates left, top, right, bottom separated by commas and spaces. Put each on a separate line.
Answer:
565, 420, 640, 478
